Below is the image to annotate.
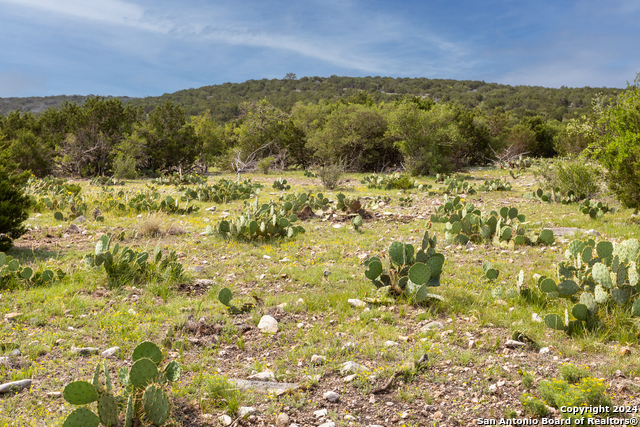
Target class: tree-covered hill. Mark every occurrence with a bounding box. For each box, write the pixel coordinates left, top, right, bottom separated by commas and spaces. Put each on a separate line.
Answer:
1, 76, 623, 122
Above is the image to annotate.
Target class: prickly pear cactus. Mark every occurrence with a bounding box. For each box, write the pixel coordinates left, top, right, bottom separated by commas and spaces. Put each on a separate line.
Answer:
97, 393, 119, 427
63, 381, 99, 405
129, 358, 159, 389
62, 407, 101, 427
143, 384, 171, 426
133, 341, 164, 364
163, 360, 181, 382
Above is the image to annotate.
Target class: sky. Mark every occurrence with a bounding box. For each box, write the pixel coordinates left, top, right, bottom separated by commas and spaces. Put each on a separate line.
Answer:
0, 0, 639, 97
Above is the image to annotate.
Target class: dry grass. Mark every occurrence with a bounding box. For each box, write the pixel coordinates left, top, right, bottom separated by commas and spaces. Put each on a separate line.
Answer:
137, 214, 163, 237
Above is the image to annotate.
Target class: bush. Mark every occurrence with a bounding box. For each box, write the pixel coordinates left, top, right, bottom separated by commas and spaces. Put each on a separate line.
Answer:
534, 158, 602, 200
317, 162, 344, 190
0, 167, 31, 251
257, 156, 275, 174
113, 153, 137, 179
595, 74, 640, 210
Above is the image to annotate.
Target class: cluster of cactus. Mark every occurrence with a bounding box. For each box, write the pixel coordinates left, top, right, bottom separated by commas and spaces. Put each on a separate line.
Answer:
336, 193, 362, 213
478, 179, 512, 192
541, 238, 640, 334
303, 170, 319, 178
25, 176, 87, 218
360, 173, 417, 190
24, 176, 82, 197
62, 341, 180, 427
151, 171, 207, 186
490, 270, 527, 301
180, 178, 262, 204
272, 178, 291, 191
579, 199, 617, 219
90, 176, 125, 186
97, 188, 199, 215
530, 187, 582, 204
351, 215, 364, 232
217, 288, 255, 315
0, 252, 65, 291
362, 196, 391, 211
217, 198, 305, 241
363, 230, 445, 304
84, 235, 184, 288
279, 191, 331, 213
438, 176, 476, 195
434, 198, 554, 248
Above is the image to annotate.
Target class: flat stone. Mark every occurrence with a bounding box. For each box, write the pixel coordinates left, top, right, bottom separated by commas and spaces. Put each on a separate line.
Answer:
340, 361, 365, 375
505, 340, 526, 349
341, 342, 357, 352
71, 347, 100, 355
247, 370, 275, 382
101, 346, 120, 358
384, 341, 399, 347
0, 379, 31, 393
194, 279, 215, 286
66, 224, 82, 234
219, 414, 233, 426
539, 347, 550, 354
276, 413, 289, 427
343, 374, 357, 382
237, 407, 255, 418
73, 215, 86, 224
348, 299, 366, 308
46, 391, 62, 398
546, 227, 578, 237
228, 379, 298, 395
323, 390, 340, 402
314, 408, 328, 418
421, 321, 444, 331
318, 422, 335, 427
587, 229, 601, 236
257, 315, 279, 334
532, 313, 543, 323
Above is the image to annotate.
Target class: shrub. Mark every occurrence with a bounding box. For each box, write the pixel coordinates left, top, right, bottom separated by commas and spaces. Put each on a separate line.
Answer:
534, 158, 602, 200
317, 162, 344, 190
258, 156, 275, 174
0, 167, 31, 251
113, 153, 137, 179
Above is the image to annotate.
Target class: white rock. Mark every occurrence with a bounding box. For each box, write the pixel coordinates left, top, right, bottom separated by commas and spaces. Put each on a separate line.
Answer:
314, 408, 328, 418
257, 315, 279, 334
504, 340, 526, 349
237, 407, 255, 418
323, 390, 340, 402
247, 370, 275, 381
311, 355, 326, 365
219, 414, 233, 426
340, 361, 364, 375
341, 342, 357, 352
587, 229, 601, 236
343, 374, 357, 382
532, 313, 543, 323
421, 321, 444, 331
348, 299, 367, 308
276, 413, 289, 427
0, 379, 31, 393
318, 422, 335, 427
384, 341, 398, 347
539, 347, 550, 354
73, 215, 86, 224
263, 255, 271, 259
101, 346, 120, 358
488, 384, 498, 393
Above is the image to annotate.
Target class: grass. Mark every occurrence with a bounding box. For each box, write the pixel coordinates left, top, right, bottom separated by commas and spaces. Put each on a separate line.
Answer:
2, 168, 640, 426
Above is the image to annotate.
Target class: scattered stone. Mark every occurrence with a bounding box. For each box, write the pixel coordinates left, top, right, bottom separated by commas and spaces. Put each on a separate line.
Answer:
385, 401, 394, 406
311, 355, 326, 365
66, 224, 82, 234
71, 347, 100, 355
398, 335, 410, 342
532, 313, 543, 323
505, 340, 526, 349
248, 370, 275, 382
340, 361, 364, 375
369, 395, 376, 404
314, 409, 328, 418
348, 299, 367, 308
424, 405, 437, 411
468, 340, 476, 349
619, 347, 632, 356
228, 379, 298, 395
323, 390, 340, 402
8, 349, 20, 357
55, 339, 64, 346
384, 340, 398, 347
0, 379, 31, 393
494, 299, 508, 306
276, 413, 289, 427
401, 412, 410, 419
465, 241, 474, 249
488, 384, 498, 393
421, 321, 444, 331
257, 315, 279, 334
547, 227, 578, 237
192, 266, 205, 273
533, 273, 541, 281
539, 347, 550, 354
615, 370, 627, 378
205, 206, 216, 212
587, 229, 601, 237
323, 270, 331, 277
218, 414, 233, 426
46, 392, 62, 398
101, 346, 120, 358
318, 422, 335, 427
73, 215, 86, 224
194, 279, 215, 286
237, 407, 256, 418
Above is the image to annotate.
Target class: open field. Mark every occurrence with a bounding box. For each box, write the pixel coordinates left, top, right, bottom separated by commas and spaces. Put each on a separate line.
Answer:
2, 167, 640, 427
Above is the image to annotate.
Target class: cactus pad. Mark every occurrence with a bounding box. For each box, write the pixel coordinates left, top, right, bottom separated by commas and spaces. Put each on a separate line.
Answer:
364, 260, 383, 281
130, 358, 159, 389
592, 263, 613, 288
557, 280, 579, 297
539, 278, 557, 294
163, 360, 181, 382
544, 314, 565, 331
579, 292, 598, 315
596, 241, 613, 260
611, 287, 629, 305
409, 263, 431, 286
632, 299, 640, 317
500, 227, 512, 241
143, 384, 170, 426
629, 262, 638, 287
97, 393, 119, 427
538, 229, 555, 245
63, 381, 98, 405
426, 254, 444, 277
217, 288, 232, 307
62, 407, 100, 427
132, 341, 163, 364
125, 394, 134, 427
594, 285, 609, 304
118, 366, 131, 387
571, 304, 589, 321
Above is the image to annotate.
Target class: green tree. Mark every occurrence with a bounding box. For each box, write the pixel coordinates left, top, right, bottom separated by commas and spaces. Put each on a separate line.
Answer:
0, 164, 31, 252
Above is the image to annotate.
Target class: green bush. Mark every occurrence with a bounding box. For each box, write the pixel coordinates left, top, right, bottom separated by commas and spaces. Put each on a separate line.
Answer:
318, 162, 344, 190
534, 158, 602, 200
595, 74, 640, 210
0, 167, 31, 251
113, 153, 137, 179
258, 156, 275, 174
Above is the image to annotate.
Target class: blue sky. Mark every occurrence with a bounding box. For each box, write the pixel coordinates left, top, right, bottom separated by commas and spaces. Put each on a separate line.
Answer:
0, 0, 639, 97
